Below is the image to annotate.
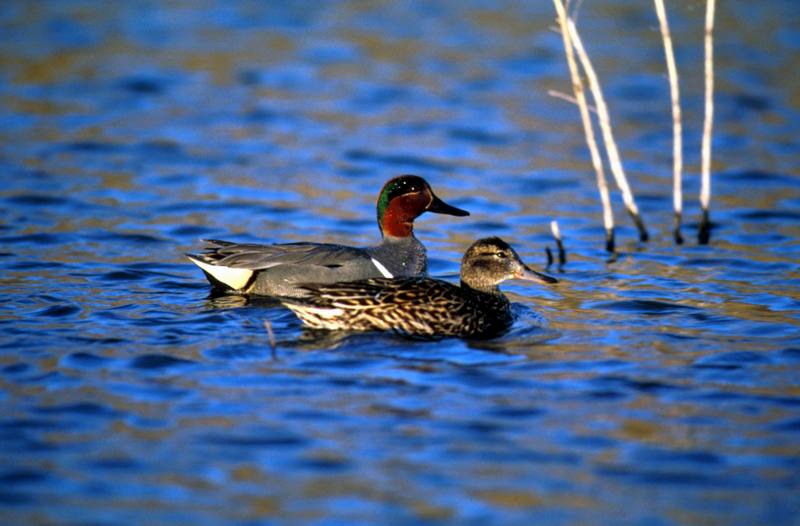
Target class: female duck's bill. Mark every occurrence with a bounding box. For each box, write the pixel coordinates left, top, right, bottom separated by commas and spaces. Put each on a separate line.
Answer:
278, 237, 558, 339
186, 175, 469, 297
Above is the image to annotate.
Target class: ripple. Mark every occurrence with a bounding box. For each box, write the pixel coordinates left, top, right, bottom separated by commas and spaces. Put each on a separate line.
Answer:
591, 375, 681, 394
510, 174, 582, 192
154, 200, 292, 215
596, 465, 728, 487
693, 351, 771, 370
99, 270, 153, 282
694, 390, 800, 408
88, 456, 143, 471
451, 447, 580, 465
2, 364, 31, 379
0, 469, 49, 485
63, 351, 114, 367
116, 76, 167, 95
567, 434, 617, 449
485, 406, 545, 419
0, 2, 798, 524
128, 354, 196, 370
344, 149, 454, 172
0, 233, 67, 245
731, 92, 771, 111
156, 279, 210, 291
87, 231, 168, 244
170, 225, 216, 237
0, 418, 67, 431
5, 194, 75, 206
7, 260, 67, 271
350, 85, 414, 107
293, 452, 352, 472
34, 304, 81, 318
772, 417, 800, 432
447, 127, 511, 145
282, 410, 342, 422
0, 490, 34, 506
737, 209, 800, 222
634, 447, 724, 465
298, 357, 375, 370
719, 169, 796, 185
203, 430, 307, 448
779, 347, 800, 362
60, 140, 124, 154
33, 402, 122, 418
587, 299, 697, 315
204, 344, 267, 360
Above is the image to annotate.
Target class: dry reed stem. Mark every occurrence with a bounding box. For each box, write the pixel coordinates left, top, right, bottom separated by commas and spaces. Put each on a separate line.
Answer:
699, 0, 716, 244
550, 220, 566, 265
552, 0, 615, 252
567, 19, 649, 243
654, 0, 684, 244
264, 320, 277, 356
547, 89, 598, 113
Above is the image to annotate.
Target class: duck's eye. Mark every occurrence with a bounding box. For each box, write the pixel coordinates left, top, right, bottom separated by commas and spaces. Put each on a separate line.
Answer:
494, 252, 507, 259
397, 182, 421, 194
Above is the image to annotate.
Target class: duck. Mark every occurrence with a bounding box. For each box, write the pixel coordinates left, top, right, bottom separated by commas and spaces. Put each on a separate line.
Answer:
278, 237, 558, 339
187, 175, 469, 297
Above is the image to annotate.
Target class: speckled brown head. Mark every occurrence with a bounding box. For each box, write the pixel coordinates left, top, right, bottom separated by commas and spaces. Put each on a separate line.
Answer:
460, 237, 558, 293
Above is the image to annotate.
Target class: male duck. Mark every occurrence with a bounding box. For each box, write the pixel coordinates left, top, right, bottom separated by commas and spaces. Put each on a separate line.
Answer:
187, 175, 469, 297
278, 237, 558, 339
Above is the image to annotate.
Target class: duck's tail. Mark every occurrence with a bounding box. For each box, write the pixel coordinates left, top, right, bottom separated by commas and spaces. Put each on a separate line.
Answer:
186, 253, 255, 291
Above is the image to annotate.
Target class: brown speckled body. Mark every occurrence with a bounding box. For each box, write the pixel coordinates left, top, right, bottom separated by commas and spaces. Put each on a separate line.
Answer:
284, 277, 513, 338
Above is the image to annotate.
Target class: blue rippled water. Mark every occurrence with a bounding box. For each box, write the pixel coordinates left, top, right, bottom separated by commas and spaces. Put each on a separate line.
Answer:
1, 1, 799, 524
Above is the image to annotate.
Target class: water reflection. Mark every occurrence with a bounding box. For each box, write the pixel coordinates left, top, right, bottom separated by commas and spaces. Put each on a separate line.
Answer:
1, 0, 799, 524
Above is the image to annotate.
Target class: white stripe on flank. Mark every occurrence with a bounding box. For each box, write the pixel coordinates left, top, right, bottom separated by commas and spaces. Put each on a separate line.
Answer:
189, 256, 253, 290
370, 257, 394, 278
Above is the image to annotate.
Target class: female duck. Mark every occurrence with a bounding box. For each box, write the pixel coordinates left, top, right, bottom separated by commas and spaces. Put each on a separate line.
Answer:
187, 175, 468, 297
279, 237, 558, 339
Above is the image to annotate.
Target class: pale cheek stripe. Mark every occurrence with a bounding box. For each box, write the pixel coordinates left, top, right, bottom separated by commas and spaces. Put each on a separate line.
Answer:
370, 257, 394, 278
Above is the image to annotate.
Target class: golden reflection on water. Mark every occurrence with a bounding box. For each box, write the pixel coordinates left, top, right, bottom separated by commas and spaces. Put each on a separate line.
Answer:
1, 1, 798, 524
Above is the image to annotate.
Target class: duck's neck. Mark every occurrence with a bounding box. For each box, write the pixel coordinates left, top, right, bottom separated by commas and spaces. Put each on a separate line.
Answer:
460, 279, 502, 297
380, 208, 414, 238
380, 233, 421, 248
372, 235, 427, 276
378, 193, 429, 238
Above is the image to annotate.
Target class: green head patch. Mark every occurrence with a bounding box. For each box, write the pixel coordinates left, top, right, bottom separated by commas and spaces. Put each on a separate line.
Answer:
376, 175, 428, 230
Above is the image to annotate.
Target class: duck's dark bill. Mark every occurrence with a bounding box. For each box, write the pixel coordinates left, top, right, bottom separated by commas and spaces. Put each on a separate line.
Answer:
517, 265, 559, 284
428, 194, 470, 216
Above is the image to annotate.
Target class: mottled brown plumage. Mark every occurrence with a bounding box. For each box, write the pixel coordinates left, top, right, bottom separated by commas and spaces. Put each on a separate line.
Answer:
278, 237, 558, 339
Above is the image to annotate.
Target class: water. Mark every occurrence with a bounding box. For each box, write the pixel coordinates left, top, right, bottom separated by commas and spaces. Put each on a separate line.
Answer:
1, 1, 799, 524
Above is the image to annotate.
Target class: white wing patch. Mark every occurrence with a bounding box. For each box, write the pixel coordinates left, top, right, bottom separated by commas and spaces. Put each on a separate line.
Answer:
370, 257, 394, 278
188, 256, 253, 290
